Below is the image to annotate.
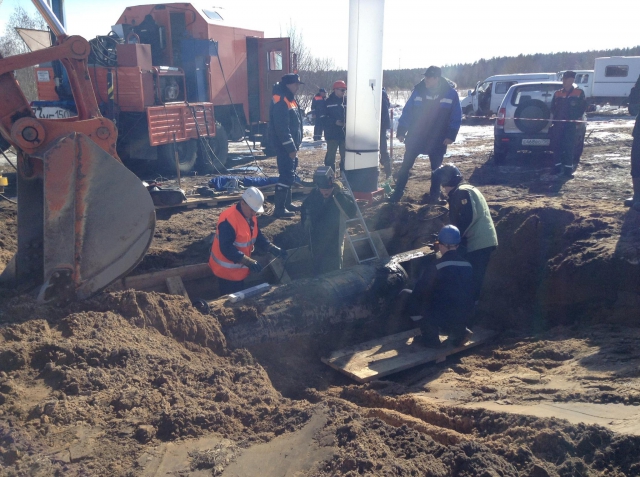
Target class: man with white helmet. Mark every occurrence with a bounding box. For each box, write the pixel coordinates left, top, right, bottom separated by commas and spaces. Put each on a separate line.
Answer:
401, 225, 475, 347
209, 187, 288, 295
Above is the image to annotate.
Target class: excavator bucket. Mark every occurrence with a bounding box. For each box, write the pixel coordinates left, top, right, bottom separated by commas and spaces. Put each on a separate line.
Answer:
1, 133, 155, 301
0, 0, 156, 302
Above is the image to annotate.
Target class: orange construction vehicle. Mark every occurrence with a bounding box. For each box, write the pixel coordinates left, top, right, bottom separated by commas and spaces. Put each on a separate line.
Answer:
34, 3, 292, 173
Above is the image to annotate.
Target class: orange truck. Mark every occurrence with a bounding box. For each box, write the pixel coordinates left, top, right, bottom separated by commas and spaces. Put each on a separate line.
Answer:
34, 3, 292, 173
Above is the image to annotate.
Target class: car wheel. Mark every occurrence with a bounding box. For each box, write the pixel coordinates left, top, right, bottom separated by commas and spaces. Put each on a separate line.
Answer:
514, 99, 551, 134
198, 123, 229, 173
158, 139, 198, 174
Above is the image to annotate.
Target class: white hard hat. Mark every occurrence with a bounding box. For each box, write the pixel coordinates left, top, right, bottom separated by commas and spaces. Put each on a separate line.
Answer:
241, 186, 264, 213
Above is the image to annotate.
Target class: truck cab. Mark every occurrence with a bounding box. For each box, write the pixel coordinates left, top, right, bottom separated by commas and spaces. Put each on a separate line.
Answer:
34, 3, 291, 173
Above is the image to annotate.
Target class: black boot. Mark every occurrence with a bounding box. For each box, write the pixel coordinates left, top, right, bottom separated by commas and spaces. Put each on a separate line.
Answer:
625, 177, 640, 210
273, 186, 294, 218
285, 188, 300, 212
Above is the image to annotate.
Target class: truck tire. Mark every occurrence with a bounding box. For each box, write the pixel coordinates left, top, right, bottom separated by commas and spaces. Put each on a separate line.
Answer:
158, 139, 198, 174
198, 123, 229, 174
229, 116, 246, 142
514, 99, 550, 134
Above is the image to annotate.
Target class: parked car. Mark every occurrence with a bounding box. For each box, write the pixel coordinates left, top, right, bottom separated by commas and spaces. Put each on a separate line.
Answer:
461, 72, 557, 117
493, 81, 587, 164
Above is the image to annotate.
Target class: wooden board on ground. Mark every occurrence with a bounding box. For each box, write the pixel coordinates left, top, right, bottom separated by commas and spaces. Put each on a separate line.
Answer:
165, 276, 190, 300
321, 327, 495, 383
155, 185, 314, 210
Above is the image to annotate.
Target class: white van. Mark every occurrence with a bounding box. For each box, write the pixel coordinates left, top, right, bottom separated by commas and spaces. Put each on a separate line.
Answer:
557, 70, 594, 98
591, 57, 640, 105
461, 73, 557, 116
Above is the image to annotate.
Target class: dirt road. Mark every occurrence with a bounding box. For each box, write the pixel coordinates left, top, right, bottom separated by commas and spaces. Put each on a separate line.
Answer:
1, 113, 640, 475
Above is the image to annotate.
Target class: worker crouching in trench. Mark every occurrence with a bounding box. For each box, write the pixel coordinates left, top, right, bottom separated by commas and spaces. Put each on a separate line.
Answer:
394, 225, 475, 347
301, 166, 357, 276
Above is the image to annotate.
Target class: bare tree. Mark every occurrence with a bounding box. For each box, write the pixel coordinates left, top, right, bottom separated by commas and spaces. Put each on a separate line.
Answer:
0, 6, 46, 102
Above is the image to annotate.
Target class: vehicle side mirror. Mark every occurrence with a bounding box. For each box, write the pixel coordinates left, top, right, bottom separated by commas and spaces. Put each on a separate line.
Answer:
468, 89, 472, 95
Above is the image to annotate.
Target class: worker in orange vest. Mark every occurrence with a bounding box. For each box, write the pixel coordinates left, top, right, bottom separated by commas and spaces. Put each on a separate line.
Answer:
209, 187, 288, 295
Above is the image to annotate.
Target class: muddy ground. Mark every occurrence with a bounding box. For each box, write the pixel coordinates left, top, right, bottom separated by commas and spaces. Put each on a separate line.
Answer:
1, 113, 640, 475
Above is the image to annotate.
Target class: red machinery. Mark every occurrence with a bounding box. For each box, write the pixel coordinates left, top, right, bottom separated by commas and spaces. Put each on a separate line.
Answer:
0, 0, 156, 302
35, 3, 292, 173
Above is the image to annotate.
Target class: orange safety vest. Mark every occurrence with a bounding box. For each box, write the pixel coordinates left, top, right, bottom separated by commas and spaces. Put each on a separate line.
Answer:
209, 205, 258, 281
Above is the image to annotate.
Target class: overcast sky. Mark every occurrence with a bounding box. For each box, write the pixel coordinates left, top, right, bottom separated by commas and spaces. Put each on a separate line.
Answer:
2, 0, 638, 70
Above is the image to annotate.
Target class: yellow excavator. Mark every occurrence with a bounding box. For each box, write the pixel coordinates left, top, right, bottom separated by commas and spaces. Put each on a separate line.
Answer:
0, 0, 155, 302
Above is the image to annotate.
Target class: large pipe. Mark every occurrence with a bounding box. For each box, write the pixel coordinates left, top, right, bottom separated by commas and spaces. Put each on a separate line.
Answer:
216, 261, 408, 349
344, 0, 385, 192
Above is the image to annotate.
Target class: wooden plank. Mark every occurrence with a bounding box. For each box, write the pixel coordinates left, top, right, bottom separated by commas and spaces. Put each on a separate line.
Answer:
115, 263, 211, 291
322, 327, 495, 383
165, 276, 190, 300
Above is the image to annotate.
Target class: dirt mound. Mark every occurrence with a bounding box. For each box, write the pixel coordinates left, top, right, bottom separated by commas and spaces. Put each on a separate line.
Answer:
477, 199, 640, 328
0, 202, 16, 270
0, 291, 310, 475
326, 385, 640, 476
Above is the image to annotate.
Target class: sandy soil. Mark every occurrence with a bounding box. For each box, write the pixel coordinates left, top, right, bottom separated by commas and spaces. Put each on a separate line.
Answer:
1, 113, 640, 475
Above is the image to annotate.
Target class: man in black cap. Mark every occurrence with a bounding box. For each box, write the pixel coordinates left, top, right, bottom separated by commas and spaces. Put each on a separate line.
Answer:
269, 73, 304, 218
301, 166, 357, 275
550, 71, 587, 178
390, 66, 462, 203
311, 88, 327, 141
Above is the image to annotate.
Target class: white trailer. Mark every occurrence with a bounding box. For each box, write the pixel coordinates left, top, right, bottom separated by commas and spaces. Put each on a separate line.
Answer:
591, 57, 640, 106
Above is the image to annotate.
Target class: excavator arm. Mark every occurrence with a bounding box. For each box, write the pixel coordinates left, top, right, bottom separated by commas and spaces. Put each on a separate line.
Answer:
0, 1, 155, 302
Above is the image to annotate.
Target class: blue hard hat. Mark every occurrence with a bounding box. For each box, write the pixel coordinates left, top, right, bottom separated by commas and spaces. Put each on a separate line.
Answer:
438, 225, 461, 245
433, 163, 463, 187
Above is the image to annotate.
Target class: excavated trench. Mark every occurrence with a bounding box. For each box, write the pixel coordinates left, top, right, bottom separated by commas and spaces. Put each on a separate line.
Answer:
2, 191, 640, 474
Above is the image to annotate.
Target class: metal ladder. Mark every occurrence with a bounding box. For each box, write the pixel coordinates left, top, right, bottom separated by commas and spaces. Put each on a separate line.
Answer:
341, 172, 379, 264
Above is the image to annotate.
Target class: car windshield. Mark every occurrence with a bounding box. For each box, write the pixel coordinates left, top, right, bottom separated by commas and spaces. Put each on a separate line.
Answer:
510, 84, 558, 106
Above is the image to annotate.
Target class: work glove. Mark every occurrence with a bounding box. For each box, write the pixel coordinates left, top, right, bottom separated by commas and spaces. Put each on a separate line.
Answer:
269, 244, 288, 260
240, 255, 263, 273
333, 180, 344, 192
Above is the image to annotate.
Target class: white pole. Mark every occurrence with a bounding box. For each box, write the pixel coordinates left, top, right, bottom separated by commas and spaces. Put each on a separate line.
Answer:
344, 0, 385, 174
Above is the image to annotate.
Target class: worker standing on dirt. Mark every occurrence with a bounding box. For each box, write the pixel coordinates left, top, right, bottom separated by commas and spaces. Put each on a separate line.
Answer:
389, 66, 462, 204
400, 225, 475, 347
432, 164, 498, 303
625, 75, 640, 211
380, 87, 392, 179
209, 187, 288, 296
301, 166, 357, 275
550, 71, 587, 179
269, 73, 304, 218
324, 80, 348, 171
311, 88, 327, 141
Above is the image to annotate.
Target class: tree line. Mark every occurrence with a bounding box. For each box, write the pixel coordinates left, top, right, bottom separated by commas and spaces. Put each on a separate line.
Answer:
296, 46, 640, 111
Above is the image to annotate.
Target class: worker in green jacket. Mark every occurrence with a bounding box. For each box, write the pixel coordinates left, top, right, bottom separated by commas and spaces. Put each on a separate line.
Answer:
301, 166, 357, 275
432, 163, 498, 302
